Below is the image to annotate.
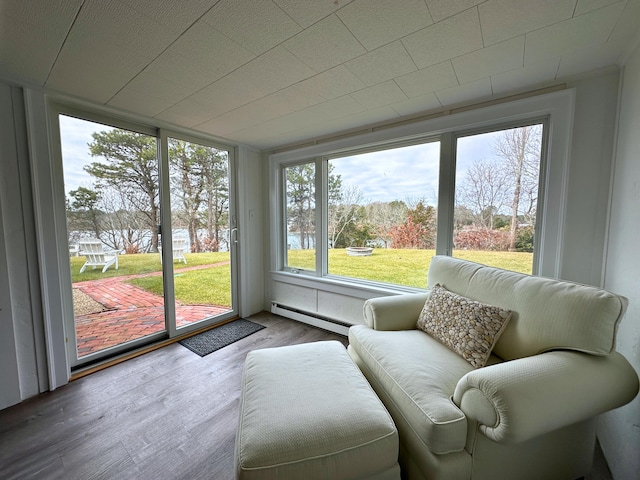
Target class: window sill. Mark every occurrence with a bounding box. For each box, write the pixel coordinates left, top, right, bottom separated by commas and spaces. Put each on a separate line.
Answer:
270, 270, 426, 300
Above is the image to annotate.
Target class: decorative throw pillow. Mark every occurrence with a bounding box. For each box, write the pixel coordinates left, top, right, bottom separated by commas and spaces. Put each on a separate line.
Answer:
416, 284, 512, 368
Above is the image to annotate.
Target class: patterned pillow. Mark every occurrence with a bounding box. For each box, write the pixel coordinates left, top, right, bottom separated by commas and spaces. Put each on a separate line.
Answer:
416, 284, 512, 368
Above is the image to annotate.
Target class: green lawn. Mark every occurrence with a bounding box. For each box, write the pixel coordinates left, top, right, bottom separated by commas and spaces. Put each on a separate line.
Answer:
289, 249, 533, 289
70, 251, 230, 283
128, 265, 231, 307
71, 249, 531, 306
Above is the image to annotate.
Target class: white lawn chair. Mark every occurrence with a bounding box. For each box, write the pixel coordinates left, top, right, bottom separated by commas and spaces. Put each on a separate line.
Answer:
172, 237, 188, 264
78, 239, 119, 273
159, 237, 188, 264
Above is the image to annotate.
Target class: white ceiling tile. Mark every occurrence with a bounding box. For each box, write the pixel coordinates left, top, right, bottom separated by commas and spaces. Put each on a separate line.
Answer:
403, 8, 483, 69
317, 106, 401, 134
155, 97, 221, 127
46, 55, 139, 104
117, 0, 217, 33
141, 22, 255, 92
270, 82, 329, 111
284, 14, 366, 72
0, 0, 81, 85
302, 96, 367, 120
452, 36, 525, 84
239, 47, 318, 95
424, 0, 485, 22
395, 61, 459, 98
70, 0, 178, 59
603, 0, 640, 61
490, 58, 561, 94
434, 77, 492, 106
349, 81, 408, 109
301, 66, 366, 100
229, 98, 365, 145
345, 41, 417, 86
197, 101, 291, 136
524, 4, 625, 65
183, 47, 317, 118
108, 73, 192, 117
202, 0, 301, 55
273, 0, 354, 28
390, 92, 441, 116
574, 0, 622, 16
0, 16, 61, 85
198, 82, 328, 135
479, 0, 576, 46
337, 0, 433, 51
0, 0, 82, 29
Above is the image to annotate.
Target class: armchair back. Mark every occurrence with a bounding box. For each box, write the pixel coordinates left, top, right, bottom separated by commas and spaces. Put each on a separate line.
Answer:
427, 256, 627, 360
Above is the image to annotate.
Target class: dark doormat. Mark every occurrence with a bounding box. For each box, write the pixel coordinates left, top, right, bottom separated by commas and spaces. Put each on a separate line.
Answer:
179, 319, 265, 357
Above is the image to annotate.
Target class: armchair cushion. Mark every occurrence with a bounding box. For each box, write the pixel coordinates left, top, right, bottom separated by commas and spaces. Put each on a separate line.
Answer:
417, 284, 512, 368
349, 325, 472, 455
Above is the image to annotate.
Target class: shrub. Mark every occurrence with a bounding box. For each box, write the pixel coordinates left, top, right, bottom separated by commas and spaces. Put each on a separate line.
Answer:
454, 228, 510, 251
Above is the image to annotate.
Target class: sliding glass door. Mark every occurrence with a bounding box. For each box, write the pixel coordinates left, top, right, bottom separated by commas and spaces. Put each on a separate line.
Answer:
57, 112, 237, 367
163, 134, 235, 335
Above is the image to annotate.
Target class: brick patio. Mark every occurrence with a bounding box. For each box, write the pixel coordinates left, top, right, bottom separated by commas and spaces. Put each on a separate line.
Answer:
73, 263, 231, 357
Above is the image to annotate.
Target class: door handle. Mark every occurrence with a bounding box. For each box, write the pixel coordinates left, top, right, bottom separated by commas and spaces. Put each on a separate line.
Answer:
231, 228, 238, 245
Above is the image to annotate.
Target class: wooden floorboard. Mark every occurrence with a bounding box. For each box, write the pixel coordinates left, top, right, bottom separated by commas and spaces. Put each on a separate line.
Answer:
0, 312, 612, 480
0, 313, 348, 480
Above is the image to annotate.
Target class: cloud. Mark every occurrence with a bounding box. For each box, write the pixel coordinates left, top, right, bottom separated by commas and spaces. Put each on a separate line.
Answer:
330, 142, 440, 204
59, 115, 113, 195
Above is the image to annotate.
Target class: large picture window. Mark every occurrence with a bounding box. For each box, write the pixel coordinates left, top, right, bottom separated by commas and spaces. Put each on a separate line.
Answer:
326, 142, 440, 287
453, 124, 544, 274
275, 118, 548, 290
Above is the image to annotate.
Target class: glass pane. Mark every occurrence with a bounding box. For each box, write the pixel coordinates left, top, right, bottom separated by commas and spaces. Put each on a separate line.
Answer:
167, 138, 232, 327
60, 115, 164, 359
454, 124, 543, 274
327, 142, 440, 287
284, 163, 316, 270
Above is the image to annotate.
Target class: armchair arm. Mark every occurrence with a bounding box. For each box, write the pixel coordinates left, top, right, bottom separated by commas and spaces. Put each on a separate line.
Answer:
453, 351, 639, 444
363, 292, 429, 331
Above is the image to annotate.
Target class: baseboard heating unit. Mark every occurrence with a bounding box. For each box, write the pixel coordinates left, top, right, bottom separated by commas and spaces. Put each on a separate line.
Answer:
270, 303, 351, 336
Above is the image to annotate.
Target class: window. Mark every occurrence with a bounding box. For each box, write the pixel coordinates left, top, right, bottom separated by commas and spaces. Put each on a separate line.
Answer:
275, 122, 546, 289
272, 91, 571, 290
326, 142, 440, 287
453, 124, 544, 274
284, 162, 316, 271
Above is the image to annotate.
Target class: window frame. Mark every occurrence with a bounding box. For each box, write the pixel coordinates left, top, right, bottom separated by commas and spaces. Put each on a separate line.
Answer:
270, 89, 574, 295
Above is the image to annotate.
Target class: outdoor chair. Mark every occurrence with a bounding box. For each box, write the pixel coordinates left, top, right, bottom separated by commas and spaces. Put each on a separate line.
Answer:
78, 239, 119, 273
160, 236, 188, 265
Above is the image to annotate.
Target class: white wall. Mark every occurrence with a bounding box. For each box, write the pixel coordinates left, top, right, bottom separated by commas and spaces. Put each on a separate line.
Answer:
562, 69, 620, 286
601, 43, 640, 480
237, 145, 265, 317
0, 82, 48, 410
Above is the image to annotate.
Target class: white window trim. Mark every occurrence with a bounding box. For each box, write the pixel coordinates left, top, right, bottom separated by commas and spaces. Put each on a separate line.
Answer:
270, 89, 574, 296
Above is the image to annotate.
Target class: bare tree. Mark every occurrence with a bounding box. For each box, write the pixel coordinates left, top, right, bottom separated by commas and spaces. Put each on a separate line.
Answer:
456, 158, 511, 229
366, 201, 407, 248
493, 125, 542, 250
328, 184, 363, 247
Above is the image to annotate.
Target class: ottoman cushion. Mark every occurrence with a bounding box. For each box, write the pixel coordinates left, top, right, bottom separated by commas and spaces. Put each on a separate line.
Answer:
235, 340, 400, 480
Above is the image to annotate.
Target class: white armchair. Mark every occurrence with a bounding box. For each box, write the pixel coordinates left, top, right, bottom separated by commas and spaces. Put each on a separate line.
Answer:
348, 256, 639, 480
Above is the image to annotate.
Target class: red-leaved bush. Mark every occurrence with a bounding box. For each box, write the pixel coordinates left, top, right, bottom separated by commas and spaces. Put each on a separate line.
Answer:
454, 228, 510, 251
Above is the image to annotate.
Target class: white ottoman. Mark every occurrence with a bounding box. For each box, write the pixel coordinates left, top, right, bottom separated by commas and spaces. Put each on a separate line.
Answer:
235, 341, 400, 480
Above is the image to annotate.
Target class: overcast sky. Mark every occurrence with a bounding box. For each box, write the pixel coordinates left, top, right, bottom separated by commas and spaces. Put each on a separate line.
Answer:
330, 133, 498, 204
59, 115, 113, 195
59, 115, 501, 202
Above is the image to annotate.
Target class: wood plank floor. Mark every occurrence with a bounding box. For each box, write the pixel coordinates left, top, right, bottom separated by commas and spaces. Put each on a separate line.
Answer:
0, 313, 612, 480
